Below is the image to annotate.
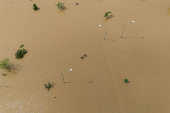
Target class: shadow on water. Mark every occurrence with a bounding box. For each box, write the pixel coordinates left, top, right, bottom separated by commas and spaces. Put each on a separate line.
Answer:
121, 37, 145, 38
0, 86, 9, 88
59, 7, 68, 12
64, 82, 93, 84
34, 8, 41, 11
63, 7, 68, 11
8, 63, 23, 74
104, 39, 113, 40
107, 15, 116, 19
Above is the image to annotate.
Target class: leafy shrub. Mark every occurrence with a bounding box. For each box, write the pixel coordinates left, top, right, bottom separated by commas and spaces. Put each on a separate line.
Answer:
33, 4, 38, 11
44, 82, 54, 91
104, 11, 111, 19
0, 58, 11, 70
15, 48, 27, 59
55, 2, 65, 11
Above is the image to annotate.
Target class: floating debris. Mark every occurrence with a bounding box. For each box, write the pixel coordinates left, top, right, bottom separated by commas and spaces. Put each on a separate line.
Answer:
84, 54, 86, 57
81, 56, 84, 59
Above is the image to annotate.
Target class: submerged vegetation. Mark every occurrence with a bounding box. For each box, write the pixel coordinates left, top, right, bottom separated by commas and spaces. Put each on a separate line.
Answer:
124, 79, 129, 83
33, 4, 38, 11
2, 73, 6, 76
15, 48, 27, 59
104, 11, 112, 19
0, 58, 11, 76
0, 58, 11, 70
44, 82, 54, 91
55, 2, 65, 11
20, 44, 24, 48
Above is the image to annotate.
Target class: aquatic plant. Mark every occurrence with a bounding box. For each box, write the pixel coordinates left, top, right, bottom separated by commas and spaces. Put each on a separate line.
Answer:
15, 48, 27, 59
20, 44, 24, 48
2, 73, 6, 76
44, 82, 54, 91
33, 4, 38, 11
0, 58, 11, 70
55, 2, 65, 11
104, 11, 111, 19
124, 79, 128, 83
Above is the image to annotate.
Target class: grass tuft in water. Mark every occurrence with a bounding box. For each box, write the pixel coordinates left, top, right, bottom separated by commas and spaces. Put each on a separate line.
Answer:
55, 2, 65, 11
44, 82, 54, 91
104, 11, 111, 19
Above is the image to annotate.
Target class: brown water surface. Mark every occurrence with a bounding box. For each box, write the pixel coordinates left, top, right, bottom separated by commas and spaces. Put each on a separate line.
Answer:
0, 0, 170, 113
167, 8, 170, 15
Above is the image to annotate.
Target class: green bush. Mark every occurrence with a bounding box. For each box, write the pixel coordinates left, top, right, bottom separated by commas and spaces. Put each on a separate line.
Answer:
33, 4, 38, 11
15, 48, 27, 59
104, 11, 111, 19
55, 2, 65, 11
0, 58, 11, 70
44, 82, 54, 91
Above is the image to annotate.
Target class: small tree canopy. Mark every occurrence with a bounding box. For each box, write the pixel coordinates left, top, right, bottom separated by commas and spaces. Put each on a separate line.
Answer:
33, 4, 38, 11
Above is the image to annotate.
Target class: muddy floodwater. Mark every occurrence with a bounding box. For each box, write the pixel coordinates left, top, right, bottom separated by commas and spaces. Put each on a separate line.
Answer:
0, 0, 170, 113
